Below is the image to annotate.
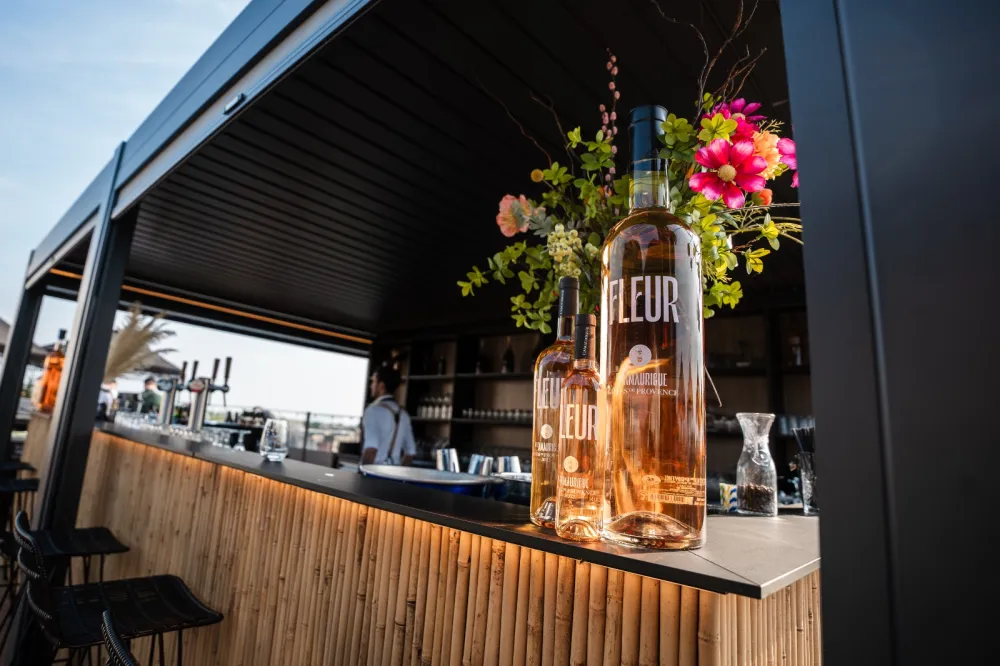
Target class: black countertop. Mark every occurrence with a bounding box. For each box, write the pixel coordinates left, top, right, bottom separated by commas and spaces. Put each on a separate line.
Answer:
95, 423, 819, 598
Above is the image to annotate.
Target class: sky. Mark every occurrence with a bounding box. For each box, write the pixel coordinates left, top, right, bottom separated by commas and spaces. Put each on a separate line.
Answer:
0, 0, 369, 416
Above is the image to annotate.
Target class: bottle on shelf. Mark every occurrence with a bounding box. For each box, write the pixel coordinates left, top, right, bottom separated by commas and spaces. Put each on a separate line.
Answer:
529, 276, 579, 528
475, 339, 490, 374
600, 105, 707, 550
436, 355, 447, 375
35, 329, 68, 414
501, 336, 516, 373
555, 314, 603, 541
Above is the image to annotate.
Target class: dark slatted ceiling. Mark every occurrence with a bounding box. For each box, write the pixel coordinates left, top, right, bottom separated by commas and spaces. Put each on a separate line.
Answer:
90, 0, 797, 338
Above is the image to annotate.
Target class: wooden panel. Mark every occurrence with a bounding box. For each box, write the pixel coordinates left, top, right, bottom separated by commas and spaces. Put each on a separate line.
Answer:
72, 432, 821, 665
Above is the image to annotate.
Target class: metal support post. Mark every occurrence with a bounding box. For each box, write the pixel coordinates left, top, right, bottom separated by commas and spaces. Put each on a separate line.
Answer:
38, 143, 132, 531
0, 256, 43, 459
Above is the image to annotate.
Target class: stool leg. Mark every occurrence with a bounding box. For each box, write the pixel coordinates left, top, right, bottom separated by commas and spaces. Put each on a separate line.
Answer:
158, 630, 166, 666
99, 555, 106, 583
148, 634, 156, 665
176, 629, 183, 666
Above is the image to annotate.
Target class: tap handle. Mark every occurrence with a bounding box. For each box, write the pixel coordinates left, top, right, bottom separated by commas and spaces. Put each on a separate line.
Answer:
223, 357, 232, 386
211, 358, 220, 385
190, 360, 199, 384
180, 361, 188, 385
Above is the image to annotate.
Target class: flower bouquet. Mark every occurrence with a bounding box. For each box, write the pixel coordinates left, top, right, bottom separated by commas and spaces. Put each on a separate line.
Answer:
459, 9, 801, 334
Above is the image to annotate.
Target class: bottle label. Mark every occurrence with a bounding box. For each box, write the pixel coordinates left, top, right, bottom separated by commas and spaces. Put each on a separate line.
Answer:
607, 276, 680, 324
536, 377, 561, 409
560, 404, 598, 441
559, 467, 601, 502
637, 474, 706, 506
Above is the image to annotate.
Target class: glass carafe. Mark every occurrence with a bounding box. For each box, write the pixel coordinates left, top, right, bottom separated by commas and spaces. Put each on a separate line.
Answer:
736, 413, 777, 516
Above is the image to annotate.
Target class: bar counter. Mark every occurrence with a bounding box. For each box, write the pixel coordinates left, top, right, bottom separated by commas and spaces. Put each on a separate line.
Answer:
22, 415, 822, 665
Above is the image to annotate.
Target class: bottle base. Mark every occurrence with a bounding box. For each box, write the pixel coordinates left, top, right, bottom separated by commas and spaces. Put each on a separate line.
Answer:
556, 519, 601, 542
602, 511, 704, 550
530, 497, 557, 529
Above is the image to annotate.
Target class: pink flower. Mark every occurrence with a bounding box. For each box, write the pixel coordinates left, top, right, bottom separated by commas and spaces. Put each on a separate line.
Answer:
689, 139, 767, 209
778, 138, 799, 187
706, 99, 766, 143
712, 98, 766, 123
496, 195, 531, 237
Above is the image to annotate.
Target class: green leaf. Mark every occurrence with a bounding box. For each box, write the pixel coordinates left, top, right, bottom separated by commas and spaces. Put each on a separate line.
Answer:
539, 321, 552, 335
567, 127, 582, 148
457, 281, 472, 297
768, 237, 780, 250
697, 113, 738, 143
588, 232, 601, 248
518, 270, 538, 293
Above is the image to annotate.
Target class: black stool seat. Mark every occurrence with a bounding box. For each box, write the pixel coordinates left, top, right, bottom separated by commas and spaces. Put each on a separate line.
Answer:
0, 477, 38, 493
0, 527, 128, 560
50, 575, 222, 649
0, 461, 35, 473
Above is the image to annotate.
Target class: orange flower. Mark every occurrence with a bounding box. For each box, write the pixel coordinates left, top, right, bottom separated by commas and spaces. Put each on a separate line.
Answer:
756, 188, 773, 206
530, 169, 545, 183
752, 130, 781, 179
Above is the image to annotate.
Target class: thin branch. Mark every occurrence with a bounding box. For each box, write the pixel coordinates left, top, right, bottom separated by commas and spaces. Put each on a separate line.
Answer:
701, 0, 744, 103
530, 93, 579, 171
647, 0, 709, 117
476, 74, 552, 165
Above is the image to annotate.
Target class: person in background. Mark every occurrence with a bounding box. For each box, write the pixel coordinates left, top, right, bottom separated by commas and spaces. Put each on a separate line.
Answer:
140, 376, 162, 414
360, 364, 415, 466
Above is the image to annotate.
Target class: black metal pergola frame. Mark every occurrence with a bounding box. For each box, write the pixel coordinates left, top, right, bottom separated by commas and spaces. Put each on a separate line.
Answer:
0, 1, 995, 664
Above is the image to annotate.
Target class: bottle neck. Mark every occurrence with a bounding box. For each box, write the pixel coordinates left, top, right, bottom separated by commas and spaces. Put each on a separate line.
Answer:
630, 159, 670, 210
556, 315, 574, 342
572, 357, 596, 372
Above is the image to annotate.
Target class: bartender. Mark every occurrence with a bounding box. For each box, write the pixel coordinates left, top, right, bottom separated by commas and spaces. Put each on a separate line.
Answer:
360, 364, 415, 466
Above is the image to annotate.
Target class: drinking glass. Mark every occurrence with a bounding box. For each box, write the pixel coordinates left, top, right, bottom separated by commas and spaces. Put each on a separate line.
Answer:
796, 452, 818, 514
260, 419, 289, 462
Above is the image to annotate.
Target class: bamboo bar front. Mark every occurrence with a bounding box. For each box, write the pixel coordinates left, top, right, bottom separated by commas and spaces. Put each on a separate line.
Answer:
22, 426, 821, 665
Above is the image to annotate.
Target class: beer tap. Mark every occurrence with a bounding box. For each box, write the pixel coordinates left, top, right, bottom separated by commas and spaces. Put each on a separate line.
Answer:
157, 360, 187, 426
188, 357, 232, 433
207, 357, 231, 406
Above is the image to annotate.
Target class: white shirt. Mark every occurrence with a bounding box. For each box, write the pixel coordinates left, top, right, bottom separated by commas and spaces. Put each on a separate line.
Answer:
361, 395, 416, 465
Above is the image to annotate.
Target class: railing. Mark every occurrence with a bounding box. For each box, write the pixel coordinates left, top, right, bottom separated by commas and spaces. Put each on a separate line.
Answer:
205, 404, 360, 451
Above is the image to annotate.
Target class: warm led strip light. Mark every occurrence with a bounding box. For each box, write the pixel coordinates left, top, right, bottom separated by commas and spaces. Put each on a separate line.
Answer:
49, 268, 372, 345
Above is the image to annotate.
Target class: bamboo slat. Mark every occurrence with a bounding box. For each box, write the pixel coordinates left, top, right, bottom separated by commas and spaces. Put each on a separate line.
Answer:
587, 565, 607, 666
659, 582, 681, 666
463, 535, 484, 666
498, 543, 521, 666
70, 432, 822, 666
391, 517, 417, 666
697, 592, 721, 666
621, 573, 642, 666
678, 586, 698, 666
552, 556, 575, 666
603, 570, 624, 666
541, 553, 558, 666
451, 532, 474, 666
441, 529, 462, 666
469, 538, 494, 666
639, 576, 659, 666
512, 544, 533, 666
525, 550, 546, 666
483, 540, 506, 666
409, 522, 432, 666
419, 525, 443, 666
568, 561, 589, 666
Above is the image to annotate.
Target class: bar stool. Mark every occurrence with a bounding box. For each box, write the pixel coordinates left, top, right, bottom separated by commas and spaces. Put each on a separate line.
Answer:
14, 512, 222, 665
102, 611, 140, 666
